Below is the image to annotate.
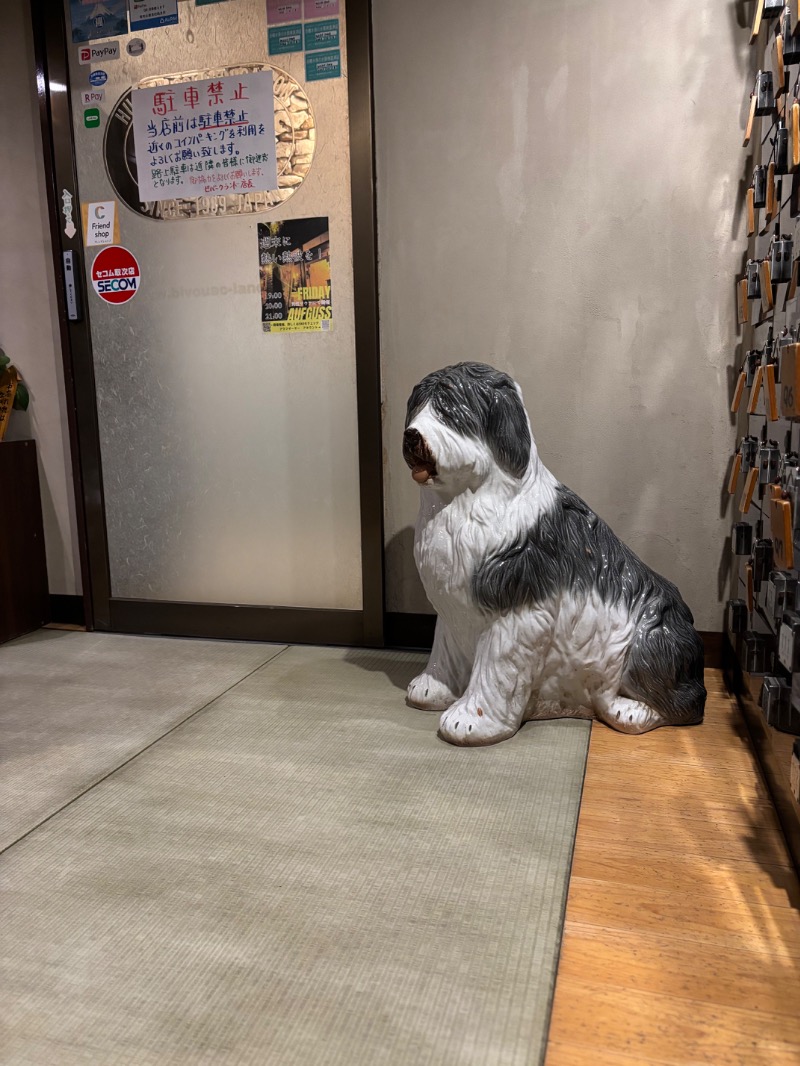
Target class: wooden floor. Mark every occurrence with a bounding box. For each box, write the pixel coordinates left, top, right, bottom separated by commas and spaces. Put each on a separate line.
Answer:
545, 670, 800, 1066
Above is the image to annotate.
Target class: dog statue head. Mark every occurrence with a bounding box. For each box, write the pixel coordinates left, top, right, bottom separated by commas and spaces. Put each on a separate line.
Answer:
403, 362, 532, 496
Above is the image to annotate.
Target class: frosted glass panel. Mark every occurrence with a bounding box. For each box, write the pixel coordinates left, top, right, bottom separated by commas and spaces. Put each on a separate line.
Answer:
66, 0, 362, 610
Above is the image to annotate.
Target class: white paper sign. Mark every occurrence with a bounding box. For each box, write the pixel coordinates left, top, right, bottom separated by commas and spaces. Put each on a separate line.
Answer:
80, 89, 105, 105
131, 72, 279, 203
83, 201, 117, 246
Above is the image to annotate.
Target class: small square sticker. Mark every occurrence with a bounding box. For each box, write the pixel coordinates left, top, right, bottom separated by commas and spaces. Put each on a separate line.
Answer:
305, 49, 341, 81
268, 23, 303, 54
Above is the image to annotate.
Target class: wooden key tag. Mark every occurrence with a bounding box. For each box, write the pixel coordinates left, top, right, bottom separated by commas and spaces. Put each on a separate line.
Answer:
741, 466, 759, 513
738, 277, 749, 324
748, 364, 765, 412
751, 0, 765, 42
747, 186, 756, 235
792, 101, 800, 168
761, 259, 775, 312
746, 562, 755, 612
729, 451, 743, 494
765, 361, 779, 420
771, 494, 795, 569
744, 93, 758, 146
732, 369, 747, 412
777, 34, 786, 92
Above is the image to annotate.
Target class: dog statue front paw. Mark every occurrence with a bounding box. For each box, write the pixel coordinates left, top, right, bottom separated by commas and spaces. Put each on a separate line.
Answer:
438, 700, 518, 746
407, 673, 458, 711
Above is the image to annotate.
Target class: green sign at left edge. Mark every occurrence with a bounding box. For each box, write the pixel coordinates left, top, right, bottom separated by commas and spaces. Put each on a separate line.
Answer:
84, 107, 100, 129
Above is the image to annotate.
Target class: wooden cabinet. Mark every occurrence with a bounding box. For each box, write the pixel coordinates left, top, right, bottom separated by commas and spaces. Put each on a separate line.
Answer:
0, 440, 49, 644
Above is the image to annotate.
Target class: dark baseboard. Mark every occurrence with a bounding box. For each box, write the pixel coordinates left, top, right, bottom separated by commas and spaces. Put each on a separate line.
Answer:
49, 593, 85, 626
108, 598, 367, 647
386, 613, 723, 669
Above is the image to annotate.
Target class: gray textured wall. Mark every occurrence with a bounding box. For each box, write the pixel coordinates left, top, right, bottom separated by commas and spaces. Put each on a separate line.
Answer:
374, 0, 749, 631
1, 0, 80, 595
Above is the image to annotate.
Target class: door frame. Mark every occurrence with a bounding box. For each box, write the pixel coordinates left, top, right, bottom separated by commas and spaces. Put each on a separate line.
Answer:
31, 0, 385, 647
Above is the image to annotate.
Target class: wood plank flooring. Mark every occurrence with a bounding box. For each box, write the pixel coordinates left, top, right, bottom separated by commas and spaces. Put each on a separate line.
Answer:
545, 670, 800, 1066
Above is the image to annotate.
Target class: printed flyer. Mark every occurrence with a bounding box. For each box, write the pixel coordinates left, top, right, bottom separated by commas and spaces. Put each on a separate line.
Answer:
258, 218, 332, 334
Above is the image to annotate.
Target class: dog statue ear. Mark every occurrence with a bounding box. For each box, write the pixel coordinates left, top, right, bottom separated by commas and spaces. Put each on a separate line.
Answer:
485, 383, 531, 478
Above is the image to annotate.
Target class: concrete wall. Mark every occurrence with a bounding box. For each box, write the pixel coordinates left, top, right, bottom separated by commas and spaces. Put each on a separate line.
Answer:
1, 0, 81, 595
373, 0, 748, 631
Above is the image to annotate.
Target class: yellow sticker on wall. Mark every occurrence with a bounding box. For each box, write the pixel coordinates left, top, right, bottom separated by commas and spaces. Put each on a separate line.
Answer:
81, 201, 120, 247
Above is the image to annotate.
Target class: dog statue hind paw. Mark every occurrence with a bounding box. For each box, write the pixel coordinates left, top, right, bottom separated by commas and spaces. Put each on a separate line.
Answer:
402, 362, 706, 747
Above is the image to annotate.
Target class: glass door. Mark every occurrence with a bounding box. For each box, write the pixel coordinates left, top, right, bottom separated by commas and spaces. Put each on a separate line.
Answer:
35, 0, 382, 645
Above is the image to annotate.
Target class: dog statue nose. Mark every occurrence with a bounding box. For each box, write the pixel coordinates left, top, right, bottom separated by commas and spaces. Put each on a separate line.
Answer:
403, 428, 422, 449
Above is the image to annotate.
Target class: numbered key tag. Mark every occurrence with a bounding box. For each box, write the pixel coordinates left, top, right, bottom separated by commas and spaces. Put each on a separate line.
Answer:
765, 0, 785, 17
746, 561, 755, 611
771, 495, 796, 568
747, 187, 756, 235
746, 259, 762, 299
732, 369, 747, 412
748, 364, 765, 412
766, 361, 779, 419
741, 466, 760, 512
778, 30, 787, 88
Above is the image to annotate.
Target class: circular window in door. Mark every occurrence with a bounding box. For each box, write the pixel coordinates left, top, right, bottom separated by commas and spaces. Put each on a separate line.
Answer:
104, 64, 316, 221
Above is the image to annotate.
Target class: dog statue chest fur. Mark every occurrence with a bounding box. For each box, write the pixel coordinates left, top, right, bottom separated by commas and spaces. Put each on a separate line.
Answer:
402, 362, 706, 746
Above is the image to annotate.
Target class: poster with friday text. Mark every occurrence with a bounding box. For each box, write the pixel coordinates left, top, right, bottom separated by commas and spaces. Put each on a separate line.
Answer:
258, 219, 332, 333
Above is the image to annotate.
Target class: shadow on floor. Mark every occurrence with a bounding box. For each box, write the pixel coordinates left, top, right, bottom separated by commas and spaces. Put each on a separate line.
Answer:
342, 647, 426, 694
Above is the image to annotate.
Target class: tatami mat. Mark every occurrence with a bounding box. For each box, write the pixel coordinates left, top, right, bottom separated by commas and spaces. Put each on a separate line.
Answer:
1, 644, 589, 1065
0, 629, 284, 850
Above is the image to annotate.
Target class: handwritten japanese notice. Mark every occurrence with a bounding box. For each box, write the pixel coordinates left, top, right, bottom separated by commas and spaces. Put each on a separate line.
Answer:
258, 218, 332, 333
131, 73, 278, 203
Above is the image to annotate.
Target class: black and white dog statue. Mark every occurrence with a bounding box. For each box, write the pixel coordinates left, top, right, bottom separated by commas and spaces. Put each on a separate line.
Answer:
402, 362, 706, 746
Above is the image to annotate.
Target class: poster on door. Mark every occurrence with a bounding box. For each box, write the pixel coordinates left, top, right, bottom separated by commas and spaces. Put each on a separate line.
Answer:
258, 218, 332, 333
131, 72, 279, 202
69, 0, 128, 42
